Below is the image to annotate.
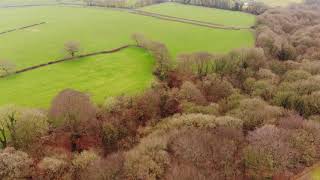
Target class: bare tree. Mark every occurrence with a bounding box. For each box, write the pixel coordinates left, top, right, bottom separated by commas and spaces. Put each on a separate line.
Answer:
49, 89, 97, 152
64, 41, 80, 57
0, 60, 16, 76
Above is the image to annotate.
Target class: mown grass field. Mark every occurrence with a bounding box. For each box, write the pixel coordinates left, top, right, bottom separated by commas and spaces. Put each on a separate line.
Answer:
141, 2, 256, 28
0, 4, 255, 107
0, 47, 154, 107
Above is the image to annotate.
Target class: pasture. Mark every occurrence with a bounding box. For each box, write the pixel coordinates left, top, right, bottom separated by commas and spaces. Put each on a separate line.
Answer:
0, 4, 255, 107
141, 2, 256, 28
0, 47, 154, 107
257, 0, 303, 6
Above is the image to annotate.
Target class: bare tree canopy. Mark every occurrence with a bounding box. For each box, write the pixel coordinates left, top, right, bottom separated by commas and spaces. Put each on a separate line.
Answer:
0, 60, 16, 76
64, 41, 80, 57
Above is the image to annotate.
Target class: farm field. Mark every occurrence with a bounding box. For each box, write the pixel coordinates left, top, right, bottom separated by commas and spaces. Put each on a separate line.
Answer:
0, 4, 254, 107
141, 2, 256, 27
312, 167, 320, 180
0, 47, 154, 107
0, 6, 254, 69
258, 0, 303, 6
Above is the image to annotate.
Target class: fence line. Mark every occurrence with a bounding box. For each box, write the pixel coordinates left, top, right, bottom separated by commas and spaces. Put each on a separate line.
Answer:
0, 22, 46, 35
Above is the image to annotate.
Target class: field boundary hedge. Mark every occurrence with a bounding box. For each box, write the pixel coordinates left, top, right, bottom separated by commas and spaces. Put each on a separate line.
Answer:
0, 45, 134, 78
0, 22, 46, 35
0, 3, 252, 30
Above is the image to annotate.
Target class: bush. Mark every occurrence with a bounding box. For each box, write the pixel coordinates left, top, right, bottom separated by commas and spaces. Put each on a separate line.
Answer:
178, 81, 206, 105
181, 102, 220, 116
301, 59, 320, 75
244, 125, 290, 179
15, 109, 49, 150
245, 78, 276, 100
200, 75, 234, 102
283, 70, 311, 82
257, 68, 280, 84
217, 91, 245, 114
229, 98, 284, 131
124, 134, 170, 180
37, 156, 71, 180
168, 127, 244, 179
101, 122, 123, 151
84, 152, 125, 180
72, 150, 107, 180
0, 147, 35, 179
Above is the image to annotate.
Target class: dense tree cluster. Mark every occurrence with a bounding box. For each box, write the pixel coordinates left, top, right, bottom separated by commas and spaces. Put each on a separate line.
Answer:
1, 2, 320, 179
256, 1, 320, 60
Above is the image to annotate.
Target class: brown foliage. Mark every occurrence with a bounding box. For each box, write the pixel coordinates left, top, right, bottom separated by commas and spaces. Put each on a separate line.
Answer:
49, 89, 98, 152
257, 4, 320, 60
64, 41, 80, 57
168, 127, 244, 179
0, 147, 35, 179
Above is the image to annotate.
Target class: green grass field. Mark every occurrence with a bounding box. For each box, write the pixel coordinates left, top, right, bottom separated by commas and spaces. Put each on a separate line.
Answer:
141, 2, 256, 28
0, 5, 254, 107
0, 47, 154, 107
258, 0, 302, 7
0, 6, 254, 69
312, 167, 320, 180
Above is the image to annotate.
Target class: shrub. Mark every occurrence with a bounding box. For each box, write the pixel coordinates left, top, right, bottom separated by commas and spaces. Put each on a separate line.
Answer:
217, 91, 245, 114
84, 152, 124, 180
257, 68, 280, 84
178, 81, 206, 105
124, 134, 170, 180
37, 156, 71, 180
229, 98, 284, 131
244, 125, 290, 179
72, 150, 100, 180
101, 122, 123, 151
200, 75, 234, 102
302, 91, 320, 116
0, 147, 35, 179
283, 70, 311, 82
245, 78, 276, 100
180, 102, 220, 116
15, 109, 49, 150
168, 127, 244, 179
165, 163, 206, 180
301, 59, 320, 75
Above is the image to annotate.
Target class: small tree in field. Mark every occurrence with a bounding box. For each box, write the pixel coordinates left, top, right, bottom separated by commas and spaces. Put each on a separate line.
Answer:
64, 41, 80, 57
0, 60, 16, 76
